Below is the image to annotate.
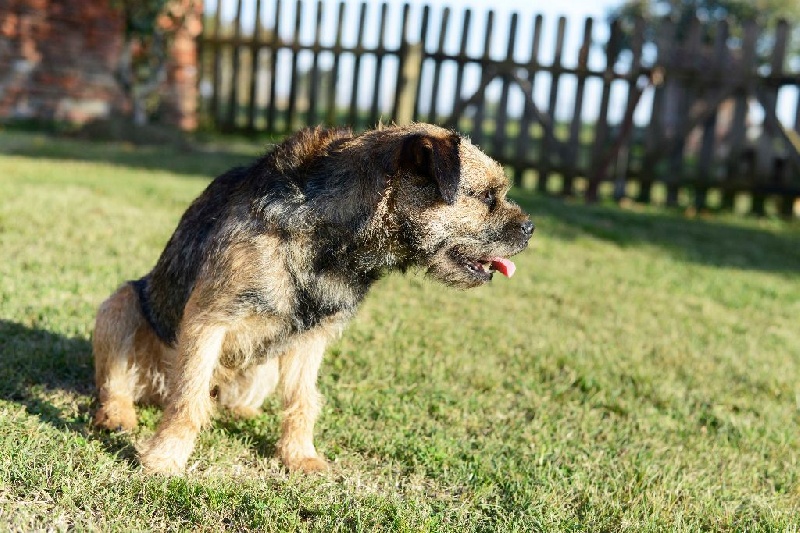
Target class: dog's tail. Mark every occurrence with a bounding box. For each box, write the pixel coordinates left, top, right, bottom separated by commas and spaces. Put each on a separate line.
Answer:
130, 277, 176, 347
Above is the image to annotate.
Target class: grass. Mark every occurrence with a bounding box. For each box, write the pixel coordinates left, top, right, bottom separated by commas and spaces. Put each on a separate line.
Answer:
1, 130, 799, 531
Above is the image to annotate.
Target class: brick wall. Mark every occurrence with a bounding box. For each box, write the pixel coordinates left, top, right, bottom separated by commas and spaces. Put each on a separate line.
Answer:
0, 0, 200, 129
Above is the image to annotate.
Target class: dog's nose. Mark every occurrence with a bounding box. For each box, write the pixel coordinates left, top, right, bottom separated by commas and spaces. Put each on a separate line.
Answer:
521, 220, 535, 239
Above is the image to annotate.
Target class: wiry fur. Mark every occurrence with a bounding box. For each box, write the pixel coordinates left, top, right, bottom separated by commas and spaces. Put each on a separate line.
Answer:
93, 123, 533, 474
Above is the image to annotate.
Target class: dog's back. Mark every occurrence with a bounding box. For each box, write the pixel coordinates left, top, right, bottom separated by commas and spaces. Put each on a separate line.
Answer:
137, 127, 357, 346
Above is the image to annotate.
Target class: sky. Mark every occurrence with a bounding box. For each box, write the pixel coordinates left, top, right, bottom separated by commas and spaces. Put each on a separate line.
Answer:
206, 0, 799, 128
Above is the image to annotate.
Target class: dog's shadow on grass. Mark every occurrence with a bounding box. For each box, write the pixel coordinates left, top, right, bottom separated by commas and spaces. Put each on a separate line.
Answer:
0, 319, 283, 465
0, 319, 139, 465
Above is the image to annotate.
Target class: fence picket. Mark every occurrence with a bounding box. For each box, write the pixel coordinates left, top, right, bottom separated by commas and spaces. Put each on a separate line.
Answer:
795, 86, 800, 134
471, 10, 495, 148
637, 16, 675, 204
588, 19, 619, 197
452, 9, 472, 131
695, 20, 728, 210
725, 21, 759, 211
391, 4, 411, 122
348, 3, 368, 128
513, 14, 543, 186
538, 17, 566, 193
307, 0, 323, 125
613, 16, 644, 201
427, 7, 450, 124
664, 17, 699, 207
285, 0, 303, 131
492, 13, 518, 159
226, 0, 244, 128
412, 5, 430, 123
246, 0, 263, 130
210, 3, 223, 124
758, 20, 789, 215
266, 0, 282, 131
564, 17, 592, 196
368, 3, 389, 127
326, 2, 346, 126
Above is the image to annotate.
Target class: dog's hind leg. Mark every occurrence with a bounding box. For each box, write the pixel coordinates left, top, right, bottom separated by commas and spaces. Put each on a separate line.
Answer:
218, 357, 279, 419
93, 283, 143, 431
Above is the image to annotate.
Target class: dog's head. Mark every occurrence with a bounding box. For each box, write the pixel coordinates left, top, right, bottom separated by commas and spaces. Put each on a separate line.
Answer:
385, 124, 534, 288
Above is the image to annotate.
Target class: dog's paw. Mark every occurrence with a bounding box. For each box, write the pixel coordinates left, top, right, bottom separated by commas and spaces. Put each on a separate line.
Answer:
137, 438, 193, 476
93, 402, 138, 432
138, 449, 186, 476
283, 455, 329, 474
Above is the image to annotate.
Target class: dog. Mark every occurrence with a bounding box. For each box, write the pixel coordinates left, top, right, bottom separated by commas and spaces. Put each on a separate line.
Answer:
92, 123, 534, 474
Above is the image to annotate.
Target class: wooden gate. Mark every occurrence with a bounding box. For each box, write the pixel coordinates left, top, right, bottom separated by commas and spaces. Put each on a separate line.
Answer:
198, 0, 800, 216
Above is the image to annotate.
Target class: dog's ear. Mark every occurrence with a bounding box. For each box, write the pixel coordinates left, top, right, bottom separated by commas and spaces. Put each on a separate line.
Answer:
397, 133, 461, 205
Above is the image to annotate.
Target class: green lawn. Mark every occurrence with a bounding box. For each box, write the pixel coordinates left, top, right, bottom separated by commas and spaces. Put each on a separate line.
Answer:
1, 131, 799, 531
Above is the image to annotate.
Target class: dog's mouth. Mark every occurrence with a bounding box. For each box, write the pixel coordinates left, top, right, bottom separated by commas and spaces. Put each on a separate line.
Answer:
458, 253, 516, 281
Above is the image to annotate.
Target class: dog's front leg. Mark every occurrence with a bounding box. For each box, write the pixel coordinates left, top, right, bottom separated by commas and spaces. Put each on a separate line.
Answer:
277, 329, 329, 473
138, 315, 227, 475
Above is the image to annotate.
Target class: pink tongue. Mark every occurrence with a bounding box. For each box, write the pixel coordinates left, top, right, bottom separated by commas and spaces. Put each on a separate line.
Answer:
490, 257, 516, 278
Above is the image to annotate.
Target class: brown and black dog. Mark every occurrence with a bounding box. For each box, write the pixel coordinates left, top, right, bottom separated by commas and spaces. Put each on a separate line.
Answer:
92, 123, 534, 474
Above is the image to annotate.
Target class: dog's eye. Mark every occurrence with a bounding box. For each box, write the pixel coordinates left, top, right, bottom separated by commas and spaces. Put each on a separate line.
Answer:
481, 189, 496, 209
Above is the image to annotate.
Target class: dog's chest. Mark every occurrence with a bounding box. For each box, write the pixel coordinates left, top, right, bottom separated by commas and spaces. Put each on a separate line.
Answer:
289, 269, 371, 332
233, 269, 370, 330
220, 272, 367, 369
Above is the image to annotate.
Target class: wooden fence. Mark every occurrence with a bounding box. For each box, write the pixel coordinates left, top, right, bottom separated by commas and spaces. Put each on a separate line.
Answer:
198, 0, 800, 216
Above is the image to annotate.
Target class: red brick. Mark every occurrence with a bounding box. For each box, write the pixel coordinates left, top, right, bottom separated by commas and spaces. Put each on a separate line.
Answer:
0, 0, 199, 129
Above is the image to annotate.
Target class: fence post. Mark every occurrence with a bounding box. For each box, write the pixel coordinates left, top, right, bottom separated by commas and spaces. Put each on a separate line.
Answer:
513, 14, 543, 187
563, 17, 592, 197
325, 2, 346, 127
469, 11, 495, 148
763, 20, 790, 217
368, 2, 390, 127
427, 7, 451, 124
246, 0, 263, 132
492, 13, 518, 160
412, 6, 431, 123
210, 2, 223, 126
450, 9, 472, 132
285, 0, 303, 133
538, 16, 566, 194
391, 4, 411, 122
394, 42, 423, 126
723, 21, 758, 212
307, 0, 324, 126
694, 19, 728, 211
266, 0, 282, 133
586, 19, 620, 202
791, 79, 800, 217
225, 0, 244, 130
